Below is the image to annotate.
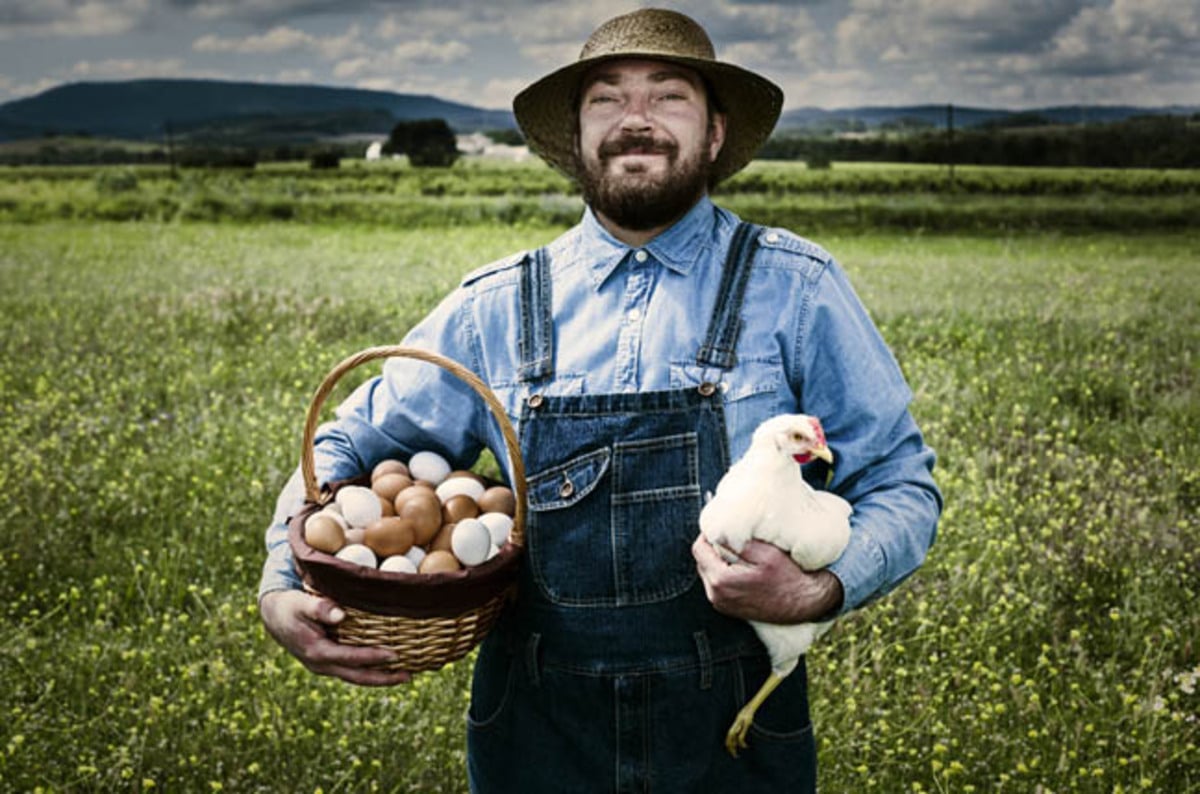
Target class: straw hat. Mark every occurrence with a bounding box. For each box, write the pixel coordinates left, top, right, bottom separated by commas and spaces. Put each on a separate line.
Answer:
513, 8, 784, 185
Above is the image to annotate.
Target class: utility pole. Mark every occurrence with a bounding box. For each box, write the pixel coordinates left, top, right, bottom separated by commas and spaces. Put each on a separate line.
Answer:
164, 120, 177, 179
946, 103, 956, 189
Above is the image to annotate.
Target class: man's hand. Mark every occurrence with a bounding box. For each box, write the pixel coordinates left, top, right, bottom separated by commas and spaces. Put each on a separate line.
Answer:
692, 536, 844, 624
259, 589, 412, 686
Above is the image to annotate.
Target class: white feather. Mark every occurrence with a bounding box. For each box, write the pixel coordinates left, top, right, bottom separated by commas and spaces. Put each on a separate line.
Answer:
699, 414, 852, 676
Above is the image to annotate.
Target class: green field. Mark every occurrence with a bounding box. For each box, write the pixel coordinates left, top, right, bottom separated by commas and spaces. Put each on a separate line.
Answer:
1, 161, 1197, 792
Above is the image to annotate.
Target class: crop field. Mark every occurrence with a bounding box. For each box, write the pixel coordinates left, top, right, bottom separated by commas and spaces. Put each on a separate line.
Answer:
0, 160, 1197, 792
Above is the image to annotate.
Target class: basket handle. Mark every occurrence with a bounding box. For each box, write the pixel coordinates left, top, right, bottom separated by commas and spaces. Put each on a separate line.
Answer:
300, 345, 526, 548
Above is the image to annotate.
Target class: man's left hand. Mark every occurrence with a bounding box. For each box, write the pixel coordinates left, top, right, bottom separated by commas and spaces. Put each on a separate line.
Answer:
692, 535, 844, 623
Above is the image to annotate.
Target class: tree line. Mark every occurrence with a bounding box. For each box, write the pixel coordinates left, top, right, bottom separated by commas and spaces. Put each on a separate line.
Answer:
3, 114, 1196, 169
761, 114, 1200, 169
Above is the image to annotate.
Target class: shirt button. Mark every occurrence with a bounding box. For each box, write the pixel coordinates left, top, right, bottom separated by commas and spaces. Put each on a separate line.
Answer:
698, 381, 717, 397
527, 393, 544, 408
634, 250, 648, 263
765, 232, 780, 244
627, 308, 641, 322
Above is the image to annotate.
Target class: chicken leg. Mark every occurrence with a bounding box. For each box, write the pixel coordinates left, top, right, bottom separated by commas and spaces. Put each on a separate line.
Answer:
725, 671, 785, 756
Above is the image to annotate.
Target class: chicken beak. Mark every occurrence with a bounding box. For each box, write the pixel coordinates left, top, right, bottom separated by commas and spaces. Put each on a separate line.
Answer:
813, 444, 834, 464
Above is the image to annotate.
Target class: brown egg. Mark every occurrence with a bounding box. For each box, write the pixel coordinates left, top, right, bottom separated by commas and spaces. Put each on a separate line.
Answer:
419, 549, 461, 574
363, 516, 416, 557
378, 494, 396, 517
344, 528, 366, 546
372, 472, 413, 502
442, 494, 480, 524
398, 490, 443, 546
430, 523, 456, 552
393, 482, 434, 509
371, 459, 409, 483
304, 513, 345, 554
478, 486, 517, 517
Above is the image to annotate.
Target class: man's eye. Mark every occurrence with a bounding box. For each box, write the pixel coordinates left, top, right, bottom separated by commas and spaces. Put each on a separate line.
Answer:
589, 95, 617, 105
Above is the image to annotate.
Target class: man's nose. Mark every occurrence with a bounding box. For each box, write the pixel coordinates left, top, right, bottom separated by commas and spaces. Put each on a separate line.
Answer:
619, 94, 653, 133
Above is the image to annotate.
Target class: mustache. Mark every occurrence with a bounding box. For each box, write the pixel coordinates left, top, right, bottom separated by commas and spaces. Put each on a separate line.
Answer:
598, 135, 677, 160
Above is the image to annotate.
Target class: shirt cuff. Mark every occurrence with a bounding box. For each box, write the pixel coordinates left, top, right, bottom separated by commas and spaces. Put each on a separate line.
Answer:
257, 522, 303, 602
826, 526, 887, 615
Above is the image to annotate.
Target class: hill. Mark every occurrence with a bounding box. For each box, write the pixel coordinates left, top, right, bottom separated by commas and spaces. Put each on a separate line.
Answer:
3, 79, 1197, 146
0, 79, 516, 142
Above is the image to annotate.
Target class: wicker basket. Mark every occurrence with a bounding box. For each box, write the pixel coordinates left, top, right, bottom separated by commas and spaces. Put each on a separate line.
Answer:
287, 346, 526, 672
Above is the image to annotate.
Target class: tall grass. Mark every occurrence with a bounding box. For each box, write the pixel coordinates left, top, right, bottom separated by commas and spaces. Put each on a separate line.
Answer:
0, 172, 1197, 791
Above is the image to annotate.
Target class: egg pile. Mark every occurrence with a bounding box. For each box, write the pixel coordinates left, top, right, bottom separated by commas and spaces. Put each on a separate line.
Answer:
303, 451, 516, 575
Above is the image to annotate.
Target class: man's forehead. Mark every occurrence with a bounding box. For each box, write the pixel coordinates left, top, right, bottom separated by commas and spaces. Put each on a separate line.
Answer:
581, 58, 704, 88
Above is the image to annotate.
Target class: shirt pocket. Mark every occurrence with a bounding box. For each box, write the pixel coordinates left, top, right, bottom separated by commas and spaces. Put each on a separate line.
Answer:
671, 357, 789, 457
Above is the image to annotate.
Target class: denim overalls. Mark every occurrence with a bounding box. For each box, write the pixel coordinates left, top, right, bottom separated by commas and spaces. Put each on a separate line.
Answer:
467, 223, 817, 793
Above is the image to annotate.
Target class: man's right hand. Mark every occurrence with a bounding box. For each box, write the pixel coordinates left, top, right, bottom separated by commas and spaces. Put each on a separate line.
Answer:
259, 589, 412, 686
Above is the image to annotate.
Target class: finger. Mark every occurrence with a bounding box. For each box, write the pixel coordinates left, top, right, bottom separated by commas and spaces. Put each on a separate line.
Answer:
314, 639, 401, 669
300, 595, 347, 627
736, 540, 782, 565
319, 662, 413, 687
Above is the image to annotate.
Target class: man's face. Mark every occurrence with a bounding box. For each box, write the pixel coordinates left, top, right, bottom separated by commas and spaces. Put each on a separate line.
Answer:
575, 58, 726, 232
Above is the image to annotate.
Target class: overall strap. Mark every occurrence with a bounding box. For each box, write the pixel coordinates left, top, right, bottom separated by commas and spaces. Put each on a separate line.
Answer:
517, 246, 554, 382
696, 221, 761, 370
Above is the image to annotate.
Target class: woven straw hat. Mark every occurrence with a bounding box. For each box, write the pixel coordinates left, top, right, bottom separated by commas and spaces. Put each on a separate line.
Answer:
513, 8, 784, 185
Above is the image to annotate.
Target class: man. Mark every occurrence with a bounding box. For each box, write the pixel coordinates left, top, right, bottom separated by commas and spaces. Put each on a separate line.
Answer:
259, 8, 941, 791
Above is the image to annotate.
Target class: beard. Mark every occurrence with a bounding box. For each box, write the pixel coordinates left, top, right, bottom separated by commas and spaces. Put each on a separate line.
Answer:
576, 132, 715, 232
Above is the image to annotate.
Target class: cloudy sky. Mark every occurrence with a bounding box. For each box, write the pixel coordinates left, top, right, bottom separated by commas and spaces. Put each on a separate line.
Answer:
1, 0, 1198, 111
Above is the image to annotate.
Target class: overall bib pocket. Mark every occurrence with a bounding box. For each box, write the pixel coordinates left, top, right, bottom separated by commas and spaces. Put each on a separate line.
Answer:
526, 435, 702, 607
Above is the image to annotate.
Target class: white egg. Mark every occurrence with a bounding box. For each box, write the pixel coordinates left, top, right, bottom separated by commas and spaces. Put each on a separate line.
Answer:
486, 544, 500, 561
379, 554, 418, 574
450, 518, 492, 567
318, 506, 349, 530
335, 543, 377, 569
478, 512, 513, 547
403, 546, 427, 569
336, 485, 383, 528
435, 476, 486, 504
409, 451, 451, 485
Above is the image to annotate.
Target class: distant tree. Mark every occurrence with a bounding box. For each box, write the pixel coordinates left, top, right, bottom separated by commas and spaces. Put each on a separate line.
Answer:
484, 128, 525, 146
384, 118, 460, 167
309, 149, 341, 170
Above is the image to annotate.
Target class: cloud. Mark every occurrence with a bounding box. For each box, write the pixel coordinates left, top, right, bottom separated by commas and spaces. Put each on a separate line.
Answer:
193, 23, 363, 59
182, 0, 370, 23
0, 0, 153, 39
68, 57, 188, 78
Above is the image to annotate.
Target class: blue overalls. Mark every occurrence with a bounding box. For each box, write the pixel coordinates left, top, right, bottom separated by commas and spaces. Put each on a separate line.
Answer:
467, 223, 817, 793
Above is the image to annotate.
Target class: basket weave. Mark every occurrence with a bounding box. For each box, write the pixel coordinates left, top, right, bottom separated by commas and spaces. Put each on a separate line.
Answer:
287, 346, 526, 673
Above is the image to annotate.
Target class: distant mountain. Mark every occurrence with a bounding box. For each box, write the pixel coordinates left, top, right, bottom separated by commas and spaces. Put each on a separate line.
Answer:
1, 78, 1195, 145
0, 79, 516, 142
777, 103, 1200, 131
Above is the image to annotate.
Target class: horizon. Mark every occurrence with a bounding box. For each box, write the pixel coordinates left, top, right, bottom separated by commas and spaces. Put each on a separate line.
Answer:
1, 1, 1198, 113
7, 75, 1199, 118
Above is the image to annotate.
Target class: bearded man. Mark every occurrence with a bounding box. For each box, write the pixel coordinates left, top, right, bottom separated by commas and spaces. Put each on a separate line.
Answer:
259, 8, 941, 791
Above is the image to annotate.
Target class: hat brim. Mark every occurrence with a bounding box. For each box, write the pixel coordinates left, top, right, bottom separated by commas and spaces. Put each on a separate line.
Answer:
514, 53, 783, 185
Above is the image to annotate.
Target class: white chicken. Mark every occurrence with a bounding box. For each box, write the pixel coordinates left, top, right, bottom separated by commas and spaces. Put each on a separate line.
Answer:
699, 414, 852, 756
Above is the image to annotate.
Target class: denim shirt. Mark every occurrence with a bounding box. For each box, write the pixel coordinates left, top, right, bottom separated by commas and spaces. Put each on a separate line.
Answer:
259, 196, 941, 615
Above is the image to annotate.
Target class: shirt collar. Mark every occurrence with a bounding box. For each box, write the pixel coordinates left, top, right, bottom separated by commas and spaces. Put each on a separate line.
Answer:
577, 195, 717, 290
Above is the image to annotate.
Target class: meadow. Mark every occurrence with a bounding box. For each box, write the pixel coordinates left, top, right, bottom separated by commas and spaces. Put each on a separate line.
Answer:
0, 159, 1197, 792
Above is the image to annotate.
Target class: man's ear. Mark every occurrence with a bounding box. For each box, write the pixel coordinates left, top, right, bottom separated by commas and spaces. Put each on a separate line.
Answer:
708, 112, 727, 163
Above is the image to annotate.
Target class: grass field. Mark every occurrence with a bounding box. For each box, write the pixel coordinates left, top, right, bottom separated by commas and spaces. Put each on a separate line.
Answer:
0, 161, 1197, 792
